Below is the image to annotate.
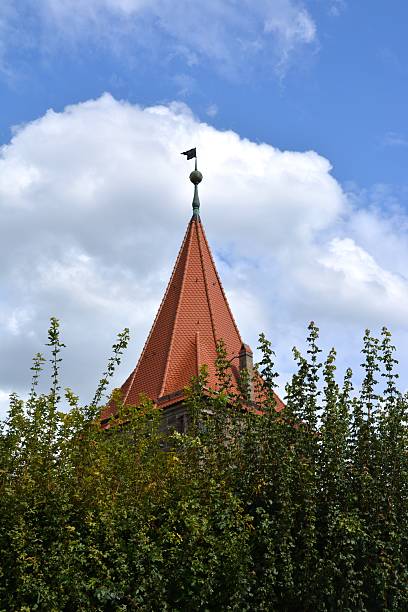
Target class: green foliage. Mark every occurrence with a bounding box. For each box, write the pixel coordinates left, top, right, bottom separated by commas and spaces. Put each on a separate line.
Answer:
0, 319, 407, 610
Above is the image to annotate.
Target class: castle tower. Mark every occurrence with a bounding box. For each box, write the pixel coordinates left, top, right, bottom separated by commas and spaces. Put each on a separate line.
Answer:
101, 154, 283, 429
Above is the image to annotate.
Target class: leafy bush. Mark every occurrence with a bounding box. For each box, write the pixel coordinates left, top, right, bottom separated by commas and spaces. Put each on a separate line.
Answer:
0, 319, 407, 611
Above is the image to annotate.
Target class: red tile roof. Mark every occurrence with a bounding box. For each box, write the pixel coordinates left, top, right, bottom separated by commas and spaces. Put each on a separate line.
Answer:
101, 213, 284, 420
102, 215, 245, 417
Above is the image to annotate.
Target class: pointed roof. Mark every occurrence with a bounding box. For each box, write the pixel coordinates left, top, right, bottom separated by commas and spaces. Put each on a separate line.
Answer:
102, 213, 244, 419
101, 161, 284, 421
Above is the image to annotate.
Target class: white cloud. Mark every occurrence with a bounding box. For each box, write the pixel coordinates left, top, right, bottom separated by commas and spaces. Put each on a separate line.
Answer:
1, 94, 408, 417
264, 0, 316, 75
316, 238, 408, 325
0, 0, 317, 79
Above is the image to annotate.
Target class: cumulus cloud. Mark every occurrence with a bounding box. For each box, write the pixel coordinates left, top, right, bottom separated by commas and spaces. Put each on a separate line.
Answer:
316, 238, 408, 324
0, 0, 317, 79
1, 93, 408, 417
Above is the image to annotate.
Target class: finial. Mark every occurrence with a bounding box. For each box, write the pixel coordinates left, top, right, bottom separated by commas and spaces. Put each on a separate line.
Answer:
181, 147, 203, 218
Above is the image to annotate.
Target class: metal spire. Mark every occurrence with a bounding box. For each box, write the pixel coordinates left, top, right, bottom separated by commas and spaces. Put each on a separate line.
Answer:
189, 156, 203, 218
181, 148, 202, 218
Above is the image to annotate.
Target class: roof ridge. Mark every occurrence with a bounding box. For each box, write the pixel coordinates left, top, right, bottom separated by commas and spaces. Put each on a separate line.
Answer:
198, 220, 243, 344
122, 221, 192, 406
158, 218, 194, 397
196, 218, 218, 350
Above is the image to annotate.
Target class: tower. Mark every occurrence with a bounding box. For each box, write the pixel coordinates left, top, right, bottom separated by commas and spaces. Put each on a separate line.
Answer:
101, 157, 283, 429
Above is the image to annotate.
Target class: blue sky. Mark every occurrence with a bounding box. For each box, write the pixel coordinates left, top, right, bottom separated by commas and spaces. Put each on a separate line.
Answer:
1, 0, 408, 411
1, 1, 408, 189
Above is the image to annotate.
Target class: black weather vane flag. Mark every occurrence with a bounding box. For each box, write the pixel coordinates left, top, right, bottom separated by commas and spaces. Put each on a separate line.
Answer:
181, 147, 196, 160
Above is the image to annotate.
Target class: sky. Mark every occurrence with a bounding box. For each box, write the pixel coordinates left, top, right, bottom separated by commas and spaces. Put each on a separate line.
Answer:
1, 0, 408, 414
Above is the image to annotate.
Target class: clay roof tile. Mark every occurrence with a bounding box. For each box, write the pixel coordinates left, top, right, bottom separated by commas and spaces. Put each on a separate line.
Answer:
101, 214, 245, 419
